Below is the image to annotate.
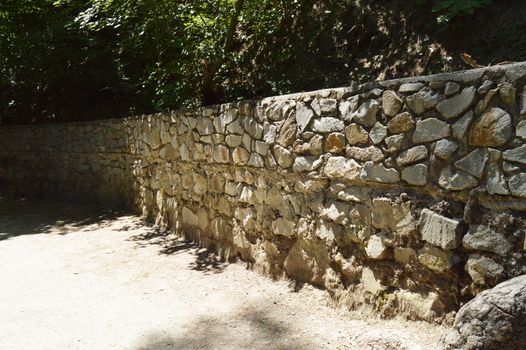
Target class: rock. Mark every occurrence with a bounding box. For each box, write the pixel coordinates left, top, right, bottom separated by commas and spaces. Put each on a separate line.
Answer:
263, 122, 277, 144
315, 220, 341, 242
444, 82, 460, 96
465, 254, 505, 286
293, 156, 323, 172
272, 218, 296, 237
486, 149, 509, 195
232, 147, 249, 166
365, 234, 389, 259
330, 183, 370, 202
226, 135, 242, 148
369, 122, 387, 144
516, 120, 526, 139
503, 144, 526, 165
436, 86, 476, 119
247, 153, 264, 168
394, 247, 416, 264
361, 267, 385, 294
323, 156, 362, 181
225, 181, 243, 196
418, 243, 457, 272
402, 163, 428, 186
521, 89, 526, 116
308, 134, 323, 155
412, 118, 450, 143
509, 174, 526, 197
463, 225, 512, 256
352, 99, 379, 127
345, 123, 369, 145
384, 134, 404, 153
320, 201, 351, 225
397, 145, 428, 166
438, 274, 526, 349
503, 162, 521, 174
254, 140, 269, 155
226, 118, 243, 134
434, 139, 458, 160
196, 118, 214, 135
475, 88, 498, 115
339, 97, 358, 122
277, 114, 297, 147
498, 82, 516, 106
239, 186, 256, 204
387, 112, 415, 133
212, 144, 230, 163
469, 108, 512, 146
478, 79, 493, 94
419, 209, 461, 250
455, 148, 489, 178
346, 146, 384, 162
182, 206, 199, 226
382, 90, 403, 117
406, 89, 441, 114
243, 118, 263, 139
452, 111, 473, 140
319, 98, 338, 115
296, 102, 315, 132
273, 145, 294, 168
399, 82, 425, 93
438, 166, 478, 191
360, 161, 400, 183
324, 132, 345, 153
312, 117, 345, 133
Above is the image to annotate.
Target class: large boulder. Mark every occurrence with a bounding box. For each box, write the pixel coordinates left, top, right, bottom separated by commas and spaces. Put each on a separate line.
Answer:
438, 275, 526, 350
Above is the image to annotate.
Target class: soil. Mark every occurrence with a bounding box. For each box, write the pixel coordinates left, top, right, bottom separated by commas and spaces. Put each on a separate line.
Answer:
0, 196, 446, 350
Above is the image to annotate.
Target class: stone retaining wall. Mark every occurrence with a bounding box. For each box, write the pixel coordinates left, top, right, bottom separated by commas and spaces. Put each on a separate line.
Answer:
2, 63, 526, 323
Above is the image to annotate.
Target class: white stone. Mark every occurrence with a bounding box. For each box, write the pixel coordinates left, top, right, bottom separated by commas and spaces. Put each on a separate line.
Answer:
455, 148, 489, 178
352, 99, 379, 127
397, 145, 428, 166
419, 209, 460, 250
296, 102, 315, 132
293, 156, 323, 172
399, 82, 424, 93
360, 161, 400, 183
434, 139, 458, 160
438, 166, 478, 191
312, 117, 344, 133
412, 118, 450, 143
323, 157, 362, 181
369, 122, 388, 145
272, 218, 296, 237
365, 234, 388, 259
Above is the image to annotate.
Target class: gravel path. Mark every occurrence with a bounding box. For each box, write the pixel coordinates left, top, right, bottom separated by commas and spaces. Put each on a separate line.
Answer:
0, 196, 446, 350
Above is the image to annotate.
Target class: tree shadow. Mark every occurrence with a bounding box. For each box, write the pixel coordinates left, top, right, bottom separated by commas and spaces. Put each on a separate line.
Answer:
0, 195, 128, 241
128, 229, 228, 275
132, 308, 319, 350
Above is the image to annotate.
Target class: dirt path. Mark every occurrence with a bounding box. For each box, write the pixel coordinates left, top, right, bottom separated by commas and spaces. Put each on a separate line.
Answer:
0, 197, 446, 350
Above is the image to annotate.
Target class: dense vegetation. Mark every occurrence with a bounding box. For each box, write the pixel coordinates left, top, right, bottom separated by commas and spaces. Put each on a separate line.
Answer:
1, 0, 524, 125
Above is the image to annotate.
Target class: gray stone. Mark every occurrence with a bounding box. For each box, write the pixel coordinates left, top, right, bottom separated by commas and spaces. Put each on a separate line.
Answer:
438, 166, 478, 191
516, 119, 526, 139
244, 119, 264, 139
401, 163, 428, 186
406, 89, 441, 114
397, 145, 428, 166
419, 209, 461, 250
254, 141, 269, 155
382, 90, 403, 117
452, 111, 473, 140
226, 135, 242, 148
296, 102, 315, 132
509, 173, 526, 197
339, 95, 359, 122
438, 274, 526, 349
463, 225, 512, 256
469, 107, 512, 146
486, 149, 509, 195
319, 98, 338, 115
329, 183, 370, 202
503, 161, 521, 174
444, 82, 460, 96
345, 123, 369, 145
434, 139, 458, 160
196, 118, 214, 135
369, 122, 387, 145
418, 243, 456, 272
455, 148, 489, 178
212, 145, 230, 163
273, 145, 293, 169
247, 153, 264, 168
384, 134, 404, 153
503, 144, 526, 165
365, 234, 389, 259
179, 144, 190, 161
360, 161, 400, 183
323, 156, 362, 181
226, 118, 243, 134
477, 79, 493, 94
412, 118, 450, 143
465, 254, 504, 286
263, 122, 277, 144
320, 201, 351, 225
352, 99, 379, 127
293, 156, 323, 172
436, 86, 476, 119
399, 82, 425, 93
346, 146, 384, 162
521, 90, 526, 116
312, 117, 344, 133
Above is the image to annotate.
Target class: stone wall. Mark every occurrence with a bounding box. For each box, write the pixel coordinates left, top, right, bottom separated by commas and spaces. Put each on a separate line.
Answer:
2, 63, 526, 323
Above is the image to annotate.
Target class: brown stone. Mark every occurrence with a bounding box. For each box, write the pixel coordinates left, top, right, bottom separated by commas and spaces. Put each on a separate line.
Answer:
345, 123, 369, 145
324, 133, 345, 154
276, 114, 297, 147
469, 107, 512, 146
387, 112, 415, 134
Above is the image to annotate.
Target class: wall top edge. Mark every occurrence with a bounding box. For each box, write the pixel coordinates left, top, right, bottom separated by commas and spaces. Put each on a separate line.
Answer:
2, 61, 526, 129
